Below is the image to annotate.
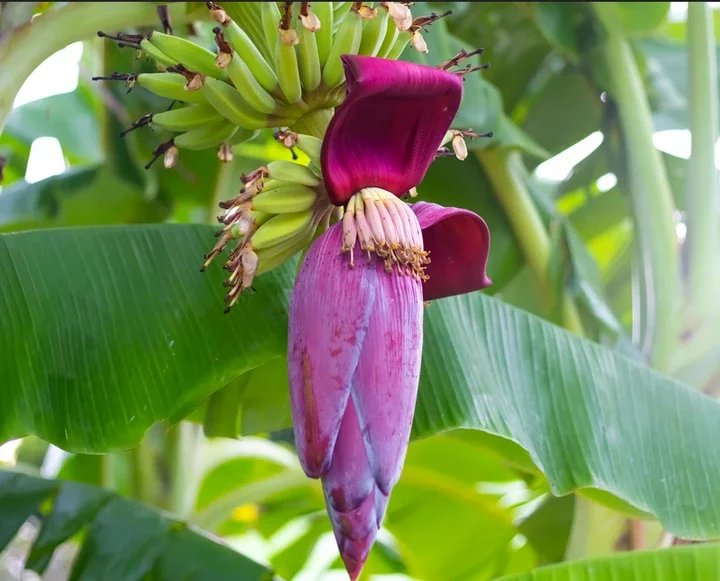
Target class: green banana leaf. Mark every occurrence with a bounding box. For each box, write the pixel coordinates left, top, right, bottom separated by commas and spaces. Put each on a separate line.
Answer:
0, 469, 276, 580
495, 543, 720, 581
2, 224, 720, 541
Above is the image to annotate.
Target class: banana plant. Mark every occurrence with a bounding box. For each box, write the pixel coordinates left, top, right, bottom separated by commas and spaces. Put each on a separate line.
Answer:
1, 2, 720, 580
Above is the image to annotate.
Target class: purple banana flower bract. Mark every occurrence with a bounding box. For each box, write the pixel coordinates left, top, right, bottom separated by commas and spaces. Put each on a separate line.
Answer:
289, 55, 491, 580
321, 54, 463, 205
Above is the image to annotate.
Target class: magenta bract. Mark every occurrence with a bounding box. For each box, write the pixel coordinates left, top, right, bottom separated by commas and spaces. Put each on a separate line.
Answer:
321, 55, 463, 205
411, 201, 492, 300
288, 224, 422, 579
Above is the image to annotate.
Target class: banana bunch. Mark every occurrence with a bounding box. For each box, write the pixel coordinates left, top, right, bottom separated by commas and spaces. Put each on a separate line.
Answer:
200, 131, 335, 312
94, 2, 447, 165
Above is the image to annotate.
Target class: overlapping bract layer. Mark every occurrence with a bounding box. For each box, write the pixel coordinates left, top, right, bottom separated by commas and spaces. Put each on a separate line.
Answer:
288, 223, 423, 579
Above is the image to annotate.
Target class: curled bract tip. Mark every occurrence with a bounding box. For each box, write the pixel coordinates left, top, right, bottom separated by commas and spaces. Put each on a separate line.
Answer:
411, 201, 492, 300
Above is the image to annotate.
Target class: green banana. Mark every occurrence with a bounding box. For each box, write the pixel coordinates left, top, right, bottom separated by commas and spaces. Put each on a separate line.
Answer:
267, 160, 321, 186
256, 229, 314, 274
260, 2, 282, 55
313, 2, 334, 66
147, 31, 228, 80
174, 119, 239, 150
333, 2, 352, 34
222, 19, 280, 94
229, 127, 261, 148
322, 8, 363, 88
151, 103, 222, 131
275, 35, 303, 104
294, 134, 322, 166
359, 9, 389, 56
386, 33, 411, 60
260, 179, 284, 193
251, 210, 314, 249
136, 73, 207, 104
226, 52, 279, 114
251, 184, 317, 214
252, 210, 273, 227
139, 38, 177, 68
377, 17, 400, 58
297, 24, 321, 92
202, 77, 286, 129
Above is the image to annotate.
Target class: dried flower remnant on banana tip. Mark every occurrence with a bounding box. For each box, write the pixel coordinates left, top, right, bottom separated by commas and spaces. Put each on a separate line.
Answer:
289, 54, 492, 581
199, 144, 332, 313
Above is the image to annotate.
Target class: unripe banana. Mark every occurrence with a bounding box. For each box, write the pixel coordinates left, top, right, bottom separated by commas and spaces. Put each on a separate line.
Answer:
222, 20, 280, 94
252, 210, 273, 226
267, 160, 321, 186
139, 38, 177, 68
313, 2, 333, 66
229, 128, 261, 148
151, 104, 222, 131
333, 2, 352, 33
297, 25, 321, 92
260, 2, 282, 55
136, 73, 207, 104
251, 210, 314, 249
275, 36, 303, 104
359, 9, 390, 56
147, 31, 228, 80
252, 184, 317, 214
226, 52, 279, 114
256, 229, 314, 275
386, 33, 410, 61
174, 120, 239, 150
260, 179, 285, 192
294, 134, 322, 166
323, 8, 363, 88
377, 18, 400, 58
201, 77, 294, 129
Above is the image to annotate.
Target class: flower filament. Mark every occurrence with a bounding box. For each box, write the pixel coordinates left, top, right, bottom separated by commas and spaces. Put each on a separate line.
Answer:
341, 188, 429, 281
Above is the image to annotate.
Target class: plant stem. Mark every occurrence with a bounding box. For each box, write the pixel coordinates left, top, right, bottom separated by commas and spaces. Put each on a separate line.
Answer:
477, 148, 584, 333
101, 453, 126, 493
686, 2, 719, 322
167, 421, 204, 519
191, 470, 318, 533
0, 2, 187, 133
131, 436, 158, 505
565, 496, 627, 560
594, 11, 680, 372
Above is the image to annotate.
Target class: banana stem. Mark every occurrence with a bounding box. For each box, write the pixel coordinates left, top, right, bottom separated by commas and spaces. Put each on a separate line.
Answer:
0, 2, 187, 134
290, 107, 334, 139
686, 2, 720, 322
167, 421, 203, 518
131, 436, 158, 505
477, 147, 585, 334
594, 10, 680, 371
565, 497, 627, 560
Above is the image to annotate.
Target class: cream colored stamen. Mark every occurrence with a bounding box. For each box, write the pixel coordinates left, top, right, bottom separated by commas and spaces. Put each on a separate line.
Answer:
341, 187, 429, 281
